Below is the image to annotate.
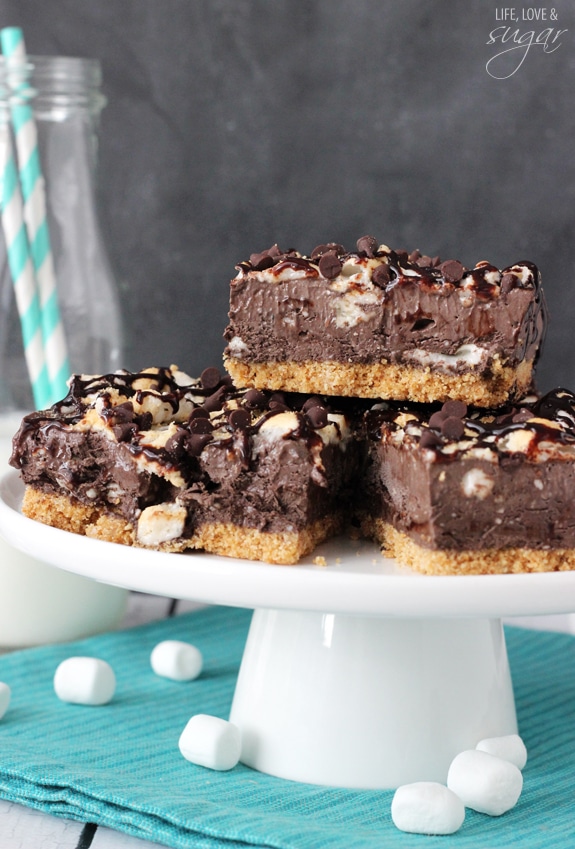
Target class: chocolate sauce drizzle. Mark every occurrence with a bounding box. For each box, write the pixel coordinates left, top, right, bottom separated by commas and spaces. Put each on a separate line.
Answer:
365, 388, 575, 460
11, 367, 353, 476
237, 236, 544, 304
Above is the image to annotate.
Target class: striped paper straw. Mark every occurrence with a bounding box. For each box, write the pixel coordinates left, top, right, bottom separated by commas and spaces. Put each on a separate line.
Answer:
1, 26, 70, 403
0, 111, 51, 408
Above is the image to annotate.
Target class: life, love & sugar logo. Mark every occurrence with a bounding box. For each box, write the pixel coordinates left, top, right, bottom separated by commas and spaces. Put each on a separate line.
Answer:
486, 7, 568, 78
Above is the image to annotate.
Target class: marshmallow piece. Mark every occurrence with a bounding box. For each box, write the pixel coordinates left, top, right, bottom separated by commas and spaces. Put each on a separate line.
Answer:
391, 782, 465, 835
0, 682, 11, 719
54, 657, 116, 706
476, 734, 528, 770
150, 640, 203, 682
447, 749, 523, 816
179, 714, 241, 771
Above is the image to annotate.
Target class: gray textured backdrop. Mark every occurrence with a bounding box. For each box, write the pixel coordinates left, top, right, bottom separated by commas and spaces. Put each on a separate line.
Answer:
1, 0, 574, 393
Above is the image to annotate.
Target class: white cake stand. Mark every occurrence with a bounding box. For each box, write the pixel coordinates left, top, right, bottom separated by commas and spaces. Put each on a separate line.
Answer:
2, 470, 575, 789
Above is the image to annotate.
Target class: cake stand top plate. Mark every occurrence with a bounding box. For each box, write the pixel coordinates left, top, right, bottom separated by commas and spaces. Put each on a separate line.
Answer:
1, 471, 575, 618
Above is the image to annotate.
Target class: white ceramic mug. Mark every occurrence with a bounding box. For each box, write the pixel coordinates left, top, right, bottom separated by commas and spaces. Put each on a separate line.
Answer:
0, 414, 127, 649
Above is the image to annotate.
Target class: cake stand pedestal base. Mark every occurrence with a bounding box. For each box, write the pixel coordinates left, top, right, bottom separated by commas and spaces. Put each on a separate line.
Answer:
229, 610, 517, 789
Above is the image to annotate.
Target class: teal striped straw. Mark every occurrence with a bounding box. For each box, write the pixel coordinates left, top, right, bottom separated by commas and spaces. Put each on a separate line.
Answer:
1, 26, 70, 405
0, 113, 51, 408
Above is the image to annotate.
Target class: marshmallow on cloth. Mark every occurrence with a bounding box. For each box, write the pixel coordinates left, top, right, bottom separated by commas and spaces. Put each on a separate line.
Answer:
150, 640, 203, 681
476, 734, 528, 770
447, 749, 523, 816
179, 714, 241, 771
54, 657, 116, 706
391, 782, 465, 835
0, 682, 10, 719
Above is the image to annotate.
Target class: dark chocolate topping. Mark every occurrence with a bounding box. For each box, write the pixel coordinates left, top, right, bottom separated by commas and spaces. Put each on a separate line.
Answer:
365, 388, 575, 462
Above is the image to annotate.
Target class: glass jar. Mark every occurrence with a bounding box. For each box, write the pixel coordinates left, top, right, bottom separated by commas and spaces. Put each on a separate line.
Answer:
0, 54, 123, 414
0, 55, 127, 648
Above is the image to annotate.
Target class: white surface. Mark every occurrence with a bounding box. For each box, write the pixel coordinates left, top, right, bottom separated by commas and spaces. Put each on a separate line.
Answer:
0, 435, 127, 649
230, 610, 517, 788
2, 471, 575, 617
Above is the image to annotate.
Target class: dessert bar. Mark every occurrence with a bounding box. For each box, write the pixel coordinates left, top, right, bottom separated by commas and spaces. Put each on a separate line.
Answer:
11, 366, 359, 565
358, 388, 575, 574
224, 237, 547, 407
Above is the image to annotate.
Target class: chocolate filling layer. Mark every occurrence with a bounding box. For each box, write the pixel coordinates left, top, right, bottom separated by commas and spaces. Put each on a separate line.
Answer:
224, 240, 547, 375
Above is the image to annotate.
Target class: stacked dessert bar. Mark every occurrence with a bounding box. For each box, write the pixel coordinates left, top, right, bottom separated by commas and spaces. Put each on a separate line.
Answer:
11, 236, 575, 574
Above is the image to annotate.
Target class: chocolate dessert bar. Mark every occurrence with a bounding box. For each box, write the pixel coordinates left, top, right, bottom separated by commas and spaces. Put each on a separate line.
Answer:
10, 366, 359, 564
224, 237, 547, 407
358, 388, 575, 575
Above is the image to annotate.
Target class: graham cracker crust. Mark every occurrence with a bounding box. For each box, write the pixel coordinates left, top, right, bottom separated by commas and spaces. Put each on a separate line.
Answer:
361, 515, 575, 576
21, 486, 343, 566
224, 356, 534, 407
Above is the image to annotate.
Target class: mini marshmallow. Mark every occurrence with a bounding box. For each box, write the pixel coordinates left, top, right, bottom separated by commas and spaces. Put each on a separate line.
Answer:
179, 714, 241, 771
150, 640, 203, 682
447, 749, 523, 816
54, 657, 116, 706
391, 782, 465, 835
476, 734, 528, 770
0, 682, 11, 719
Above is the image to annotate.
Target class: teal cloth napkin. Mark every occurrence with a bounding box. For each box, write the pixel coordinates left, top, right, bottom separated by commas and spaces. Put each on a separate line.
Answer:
0, 605, 573, 848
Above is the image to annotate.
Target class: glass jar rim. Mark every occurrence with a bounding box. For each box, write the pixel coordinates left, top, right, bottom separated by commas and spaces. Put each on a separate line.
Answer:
0, 54, 102, 93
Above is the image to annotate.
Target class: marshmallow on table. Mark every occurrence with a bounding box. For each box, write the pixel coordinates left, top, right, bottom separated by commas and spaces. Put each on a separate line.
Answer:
150, 640, 203, 681
476, 734, 528, 770
447, 749, 523, 816
179, 714, 241, 771
391, 782, 465, 835
0, 682, 11, 719
54, 657, 116, 706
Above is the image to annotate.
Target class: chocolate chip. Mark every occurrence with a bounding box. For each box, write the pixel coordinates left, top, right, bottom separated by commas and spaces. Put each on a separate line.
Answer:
269, 400, 289, 412
441, 416, 465, 440
419, 429, 442, 449
228, 408, 251, 430
165, 428, 188, 457
302, 396, 324, 412
269, 392, 286, 407
112, 422, 137, 442
429, 410, 448, 430
189, 406, 210, 421
372, 264, 390, 288
243, 388, 267, 409
189, 416, 213, 434
318, 251, 342, 280
307, 405, 328, 429
200, 367, 221, 390
187, 433, 212, 456
203, 386, 227, 412
439, 259, 464, 283
356, 235, 378, 257
416, 255, 433, 268
249, 252, 274, 270
313, 242, 345, 258
441, 400, 467, 418
395, 250, 409, 265
408, 249, 421, 263
113, 402, 134, 423
500, 272, 517, 295
135, 412, 153, 431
